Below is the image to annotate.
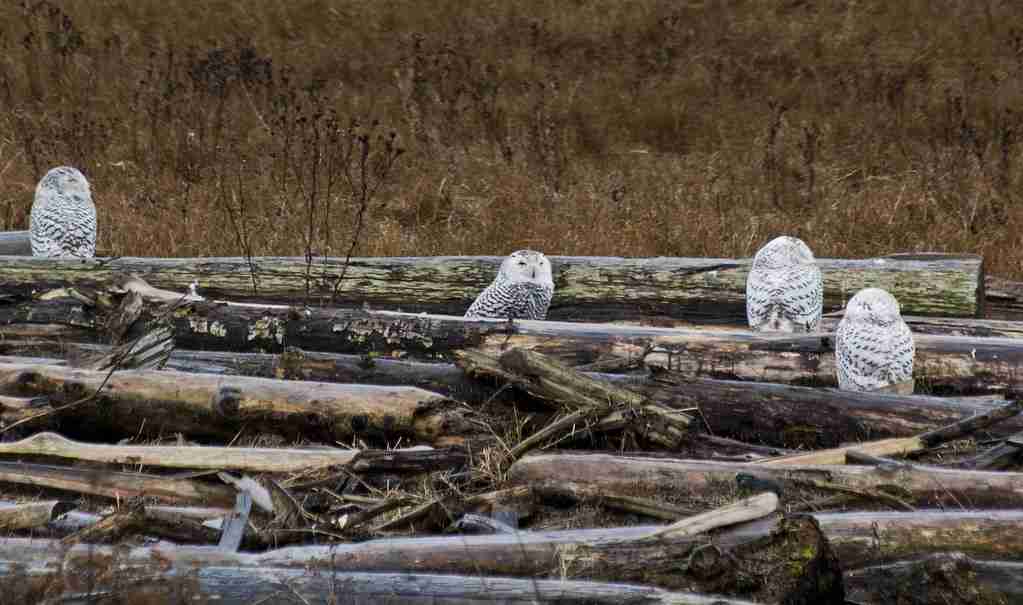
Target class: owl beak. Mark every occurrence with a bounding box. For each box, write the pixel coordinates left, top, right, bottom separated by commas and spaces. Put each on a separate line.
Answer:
531, 268, 536, 279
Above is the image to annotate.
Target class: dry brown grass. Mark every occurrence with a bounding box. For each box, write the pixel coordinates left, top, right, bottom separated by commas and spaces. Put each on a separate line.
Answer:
2, 1, 1023, 276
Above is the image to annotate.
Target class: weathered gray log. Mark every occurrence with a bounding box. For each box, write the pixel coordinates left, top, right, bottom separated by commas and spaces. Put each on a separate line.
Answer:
817, 510, 1023, 567
0, 253, 984, 320
8, 298, 1023, 393
507, 452, 1023, 509
0, 461, 235, 505
0, 513, 838, 600
0, 361, 473, 446
0, 500, 75, 531
0, 432, 464, 474
0, 566, 766, 605
844, 553, 1023, 605
984, 275, 1023, 320
0, 232, 31, 256
0, 510, 1015, 597
5, 340, 1021, 450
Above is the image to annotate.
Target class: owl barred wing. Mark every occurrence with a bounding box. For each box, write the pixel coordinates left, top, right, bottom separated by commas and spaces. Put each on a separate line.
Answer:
881, 321, 915, 385
30, 173, 97, 259
835, 319, 914, 391
746, 264, 822, 332
464, 280, 552, 320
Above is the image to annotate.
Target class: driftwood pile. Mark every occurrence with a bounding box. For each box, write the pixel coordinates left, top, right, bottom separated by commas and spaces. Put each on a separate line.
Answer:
0, 252, 1020, 604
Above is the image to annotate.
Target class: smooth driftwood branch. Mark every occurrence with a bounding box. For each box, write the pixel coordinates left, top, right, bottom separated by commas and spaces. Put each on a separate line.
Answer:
507, 452, 1023, 509
0, 362, 475, 445
844, 552, 1023, 605
4, 298, 1021, 393
0, 432, 465, 474
0, 252, 984, 321
0, 461, 235, 505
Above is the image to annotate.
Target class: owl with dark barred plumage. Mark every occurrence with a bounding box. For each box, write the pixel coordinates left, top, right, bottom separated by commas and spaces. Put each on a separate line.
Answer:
465, 250, 554, 320
835, 287, 915, 393
746, 236, 823, 333
30, 166, 97, 258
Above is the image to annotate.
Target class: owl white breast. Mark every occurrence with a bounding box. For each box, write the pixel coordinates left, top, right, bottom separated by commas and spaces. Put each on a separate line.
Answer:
464, 250, 554, 320
746, 236, 823, 332
30, 166, 97, 258
835, 287, 915, 393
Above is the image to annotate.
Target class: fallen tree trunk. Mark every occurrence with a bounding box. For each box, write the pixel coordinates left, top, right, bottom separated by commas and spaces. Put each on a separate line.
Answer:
0, 461, 235, 505
0, 502, 841, 601
984, 275, 1023, 321
7, 300, 1023, 393
5, 341, 1019, 450
0, 432, 465, 474
0, 252, 984, 321
0, 509, 1016, 596
0, 568, 766, 605
0, 500, 75, 531
844, 553, 1023, 605
0, 362, 474, 446
506, 452, 1023, 509
0, 232, 31, 256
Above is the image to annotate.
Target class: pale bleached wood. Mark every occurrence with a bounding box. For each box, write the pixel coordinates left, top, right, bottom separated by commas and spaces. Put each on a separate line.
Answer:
0, 432, 361, 472
0, 461, 235, 505
0, 252, 983, 321
641, 492, 778, 540
0, 361, 470, 445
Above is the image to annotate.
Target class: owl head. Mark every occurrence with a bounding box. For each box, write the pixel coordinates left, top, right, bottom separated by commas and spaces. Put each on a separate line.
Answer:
37, 166, 92, 201
752, 236, 816, 271
844, 287, 902, 326
498, 250, 553, 286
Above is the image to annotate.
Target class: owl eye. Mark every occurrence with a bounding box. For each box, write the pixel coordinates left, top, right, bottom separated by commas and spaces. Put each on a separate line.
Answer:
518, 261, 527, 266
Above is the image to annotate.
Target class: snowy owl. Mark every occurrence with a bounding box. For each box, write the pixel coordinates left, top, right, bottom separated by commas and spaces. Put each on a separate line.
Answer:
746, 236, 823, 332
30, 166, 97, 258
464, 250, 554, 320
835, 287, 915, 393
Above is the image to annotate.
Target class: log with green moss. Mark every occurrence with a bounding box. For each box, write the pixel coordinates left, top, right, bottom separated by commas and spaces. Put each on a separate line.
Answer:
0, 252, 984, 321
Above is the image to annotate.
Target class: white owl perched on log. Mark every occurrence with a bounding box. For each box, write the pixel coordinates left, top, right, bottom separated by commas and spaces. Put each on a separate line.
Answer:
835, 287, 916, 394
30, 166, 97, 258
746, 236, 823, 333
465, 250, 554, 320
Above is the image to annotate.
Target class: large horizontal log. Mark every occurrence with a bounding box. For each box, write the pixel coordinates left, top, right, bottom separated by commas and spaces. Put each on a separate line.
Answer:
0, 566, 765, 605
6, 300, 1023, 393
0, 432, 466, 474
0, 510, 1016, 595
506, 452, 1023, 509
0, 362, 473, 446
984, 275, 1023, 321
0, 510, 838, 601
0, 253, 984, 321
845, 553, 1023, 605
0, 232, 31, 256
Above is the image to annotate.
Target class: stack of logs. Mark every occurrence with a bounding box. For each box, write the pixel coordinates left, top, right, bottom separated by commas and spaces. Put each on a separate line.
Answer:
0, 252, 1020, 604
